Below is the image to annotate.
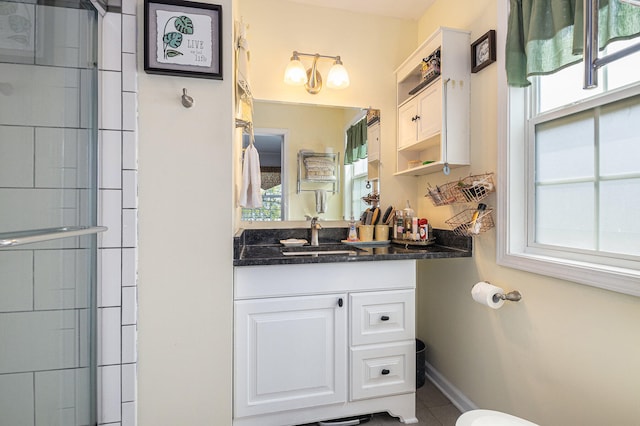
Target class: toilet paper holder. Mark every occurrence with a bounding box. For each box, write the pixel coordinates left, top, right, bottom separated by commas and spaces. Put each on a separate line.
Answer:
493, 290, 522, 303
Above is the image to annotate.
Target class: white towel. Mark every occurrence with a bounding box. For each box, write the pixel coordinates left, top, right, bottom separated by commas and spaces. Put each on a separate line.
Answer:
315, 189, 327, 214
239, 142, 262, 209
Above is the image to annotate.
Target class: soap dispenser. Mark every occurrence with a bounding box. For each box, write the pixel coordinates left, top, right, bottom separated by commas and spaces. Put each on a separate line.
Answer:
347, 216, 358, 241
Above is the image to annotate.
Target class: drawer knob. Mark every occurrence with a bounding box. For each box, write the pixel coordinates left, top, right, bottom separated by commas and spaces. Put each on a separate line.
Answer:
380, 315, 390, 321
381, 369, 390, 375
338, 298, 343, 307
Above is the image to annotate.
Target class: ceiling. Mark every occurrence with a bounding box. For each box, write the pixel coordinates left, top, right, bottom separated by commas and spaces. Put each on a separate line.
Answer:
286, 0, 435, 20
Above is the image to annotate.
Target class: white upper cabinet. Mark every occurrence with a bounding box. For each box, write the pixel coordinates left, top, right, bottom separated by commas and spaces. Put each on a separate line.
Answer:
395, 27, 470, 176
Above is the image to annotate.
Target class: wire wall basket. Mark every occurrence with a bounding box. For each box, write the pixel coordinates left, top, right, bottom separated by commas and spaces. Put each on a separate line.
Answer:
425, 172, 495, 206
425, 181, 465, 206
445, 208, 495, 236
457, 173, 495, 203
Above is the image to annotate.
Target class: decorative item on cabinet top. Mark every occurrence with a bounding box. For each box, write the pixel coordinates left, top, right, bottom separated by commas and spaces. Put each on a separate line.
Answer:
367, 108, 380, 125
408, 48, 441, 97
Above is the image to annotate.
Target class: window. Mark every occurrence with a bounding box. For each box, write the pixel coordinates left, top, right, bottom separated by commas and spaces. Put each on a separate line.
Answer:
241, 185, 283, 221
499, 14, 640, 296
344, 116, 369, 220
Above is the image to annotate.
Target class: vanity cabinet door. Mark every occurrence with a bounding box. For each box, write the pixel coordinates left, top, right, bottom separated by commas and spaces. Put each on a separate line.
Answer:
234, 293, 348, 418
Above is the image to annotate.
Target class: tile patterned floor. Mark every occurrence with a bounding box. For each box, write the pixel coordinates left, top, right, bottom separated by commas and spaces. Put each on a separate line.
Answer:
300, 380, 462, 426
365, 380, 462, 425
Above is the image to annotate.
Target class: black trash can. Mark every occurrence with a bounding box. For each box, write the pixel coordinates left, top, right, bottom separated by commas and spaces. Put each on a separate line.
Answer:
416, 339, 426, 389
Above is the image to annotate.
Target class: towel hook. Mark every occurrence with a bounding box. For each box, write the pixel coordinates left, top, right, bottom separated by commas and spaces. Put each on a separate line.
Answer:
181, 88, 194, 108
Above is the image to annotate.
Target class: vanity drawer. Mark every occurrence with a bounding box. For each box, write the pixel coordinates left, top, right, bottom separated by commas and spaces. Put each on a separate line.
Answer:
350, 341, 415, 401
350, 290, 415, 346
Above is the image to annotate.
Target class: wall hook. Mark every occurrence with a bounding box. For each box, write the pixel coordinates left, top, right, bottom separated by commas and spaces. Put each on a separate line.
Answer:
181, 88, 194, 108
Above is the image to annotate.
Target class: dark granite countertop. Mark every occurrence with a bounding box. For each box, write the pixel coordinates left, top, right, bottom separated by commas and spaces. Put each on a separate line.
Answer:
233, 227, 472, 266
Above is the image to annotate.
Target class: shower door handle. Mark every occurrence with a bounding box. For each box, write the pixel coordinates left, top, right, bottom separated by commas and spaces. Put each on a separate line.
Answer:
0, 226, 108, 247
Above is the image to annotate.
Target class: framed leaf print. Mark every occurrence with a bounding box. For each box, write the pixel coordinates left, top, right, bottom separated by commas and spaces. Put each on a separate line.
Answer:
144, 0, 222, 79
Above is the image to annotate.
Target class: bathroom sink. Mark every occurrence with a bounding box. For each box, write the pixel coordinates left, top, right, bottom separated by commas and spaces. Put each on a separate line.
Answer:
281, 243, 364, 257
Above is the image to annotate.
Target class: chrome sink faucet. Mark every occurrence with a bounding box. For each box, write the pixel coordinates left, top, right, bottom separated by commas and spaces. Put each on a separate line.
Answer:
310, 217, 322, 246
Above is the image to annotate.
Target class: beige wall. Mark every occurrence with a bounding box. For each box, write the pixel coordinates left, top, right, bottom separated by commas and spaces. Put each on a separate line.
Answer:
237, 0, 419, 221
136, 0, 234, 424
415, 1, 640, 425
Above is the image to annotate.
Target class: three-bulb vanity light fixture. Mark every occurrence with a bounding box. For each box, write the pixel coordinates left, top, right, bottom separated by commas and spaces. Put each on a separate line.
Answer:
283, 51, 350, 94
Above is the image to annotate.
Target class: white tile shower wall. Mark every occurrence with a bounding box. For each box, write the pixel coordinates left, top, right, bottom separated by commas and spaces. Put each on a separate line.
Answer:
0, 126, 34, 187
0, 4, 125, 424
122, 286, 137, 325
0, 63, 81, 127
34, 249, 91, 310
121, 361, 136, 402
98, 364, 122, 424
122, 401, 136, 426
101, 12, 122, 72
35, 127, 91, 188
100, 189, 123, 247
97, 7, 138, 426
0, 188, 90, 231
100, 248, 123, 308
0, 251, 33, 312
101, 130, 123, 189
98, 306, 122, 366
0, 373, 35, 425
0, 310, 80, 373
36, 368, 91, 425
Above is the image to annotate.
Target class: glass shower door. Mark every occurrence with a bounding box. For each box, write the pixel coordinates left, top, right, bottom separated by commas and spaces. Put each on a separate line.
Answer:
0, 0, 100, 424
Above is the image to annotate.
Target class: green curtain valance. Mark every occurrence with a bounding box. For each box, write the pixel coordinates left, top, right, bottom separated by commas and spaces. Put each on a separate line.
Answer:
506, 0, 640, 87
344, 118, 367, 165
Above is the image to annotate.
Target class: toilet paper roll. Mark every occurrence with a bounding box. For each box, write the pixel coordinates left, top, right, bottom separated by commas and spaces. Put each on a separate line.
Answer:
471, 281, 505, 309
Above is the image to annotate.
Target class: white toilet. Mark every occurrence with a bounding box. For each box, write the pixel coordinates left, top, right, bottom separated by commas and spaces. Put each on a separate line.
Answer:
456, 409, 539, 426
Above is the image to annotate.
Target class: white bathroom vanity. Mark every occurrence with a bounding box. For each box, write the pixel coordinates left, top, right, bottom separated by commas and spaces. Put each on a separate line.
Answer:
233, 260, 418, 426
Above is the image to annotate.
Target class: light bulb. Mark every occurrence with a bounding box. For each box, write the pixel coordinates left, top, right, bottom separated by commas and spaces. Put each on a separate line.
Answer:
284, 53, 307, 86
326, 58, 350, 89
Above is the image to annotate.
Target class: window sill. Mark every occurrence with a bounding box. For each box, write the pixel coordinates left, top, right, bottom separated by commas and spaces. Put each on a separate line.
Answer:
497, 250, 640, 297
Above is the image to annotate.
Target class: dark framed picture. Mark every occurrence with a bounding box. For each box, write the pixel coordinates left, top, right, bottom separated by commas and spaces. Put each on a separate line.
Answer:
144, 0, 222, 79
471, 30, 496, 73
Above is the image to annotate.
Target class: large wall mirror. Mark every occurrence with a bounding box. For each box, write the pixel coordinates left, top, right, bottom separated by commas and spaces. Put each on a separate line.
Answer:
241, 100, 379, 223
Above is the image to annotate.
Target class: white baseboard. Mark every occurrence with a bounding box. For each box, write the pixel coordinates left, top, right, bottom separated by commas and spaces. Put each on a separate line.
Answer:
425, 361, 478, 413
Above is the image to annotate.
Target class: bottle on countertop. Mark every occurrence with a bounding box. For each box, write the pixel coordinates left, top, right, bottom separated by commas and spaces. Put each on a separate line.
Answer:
347, 216, 358, 241
403, 200, 414, 240
394, 210, 404, 239
419, 218, 429, 241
